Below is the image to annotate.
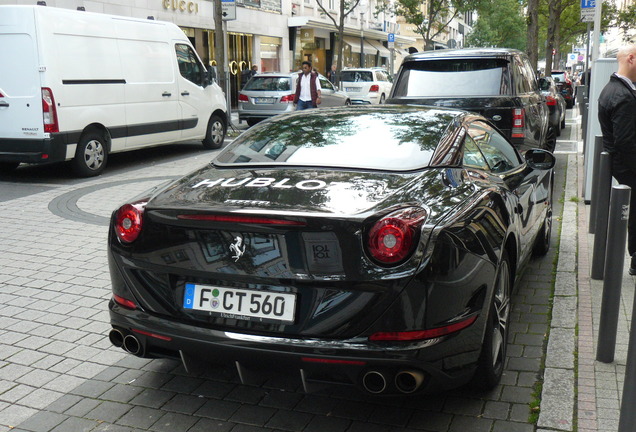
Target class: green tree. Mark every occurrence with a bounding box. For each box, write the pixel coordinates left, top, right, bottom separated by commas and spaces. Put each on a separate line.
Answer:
378, 0, 480, 51
613, 3, 636, 43
465, 0, 526, 50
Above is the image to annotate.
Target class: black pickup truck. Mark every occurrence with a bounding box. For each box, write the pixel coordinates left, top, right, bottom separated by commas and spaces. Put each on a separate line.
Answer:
387, 48, 554, 152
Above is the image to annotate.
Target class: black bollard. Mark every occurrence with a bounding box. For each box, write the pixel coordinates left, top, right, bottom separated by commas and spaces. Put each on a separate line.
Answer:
596, 185, 631, 363
589, 136, 604, 234
591, 152, 614, 280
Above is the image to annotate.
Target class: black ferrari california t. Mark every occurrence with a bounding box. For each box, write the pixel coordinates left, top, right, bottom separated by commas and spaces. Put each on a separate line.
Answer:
107, 105, 555, 395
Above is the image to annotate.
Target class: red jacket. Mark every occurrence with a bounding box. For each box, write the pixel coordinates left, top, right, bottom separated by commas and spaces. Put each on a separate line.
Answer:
294, 72, 319, 107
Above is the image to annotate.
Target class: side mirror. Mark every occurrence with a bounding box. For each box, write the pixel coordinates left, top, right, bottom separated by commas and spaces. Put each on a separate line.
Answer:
205, 67, 217, 87
525, 148, 556, 170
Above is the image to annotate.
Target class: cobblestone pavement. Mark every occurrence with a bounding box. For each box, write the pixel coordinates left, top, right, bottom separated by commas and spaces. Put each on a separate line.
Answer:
0, 114, 578, 432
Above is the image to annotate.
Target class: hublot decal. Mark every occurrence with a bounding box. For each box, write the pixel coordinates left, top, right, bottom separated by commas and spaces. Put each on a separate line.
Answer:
192, 177, 329, 190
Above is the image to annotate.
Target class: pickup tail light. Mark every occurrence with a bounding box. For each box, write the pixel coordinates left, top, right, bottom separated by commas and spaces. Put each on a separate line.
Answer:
238, 93, 249, 102
367, 207, 427, 265
545, 95, 557, 106
369, 84, 380, 92
42, 87, 59, 133
280, 94, 295, 103
511, 108, 525, 138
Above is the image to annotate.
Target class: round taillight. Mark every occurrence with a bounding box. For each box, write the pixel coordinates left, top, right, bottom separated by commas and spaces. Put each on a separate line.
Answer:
366, 208, 427, 265
115, 202, 146, 243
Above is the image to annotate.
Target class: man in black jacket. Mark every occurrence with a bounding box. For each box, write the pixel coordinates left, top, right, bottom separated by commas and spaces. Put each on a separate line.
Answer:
598, 44, 636, 273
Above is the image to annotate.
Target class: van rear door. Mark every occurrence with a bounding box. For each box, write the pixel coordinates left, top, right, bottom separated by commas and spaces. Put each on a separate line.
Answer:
0, 7, 44, 142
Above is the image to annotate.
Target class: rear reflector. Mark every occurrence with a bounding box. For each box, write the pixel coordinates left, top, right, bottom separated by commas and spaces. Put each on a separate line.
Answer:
132, 328, 172, 341
177, 214, 306, 226
113, 294, 138, 310
369, 315, 478, 341
301, 357, 366, 366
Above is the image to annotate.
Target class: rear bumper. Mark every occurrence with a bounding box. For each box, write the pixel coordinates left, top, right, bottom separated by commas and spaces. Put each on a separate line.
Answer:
109, 300, 480, 394
238, 106, 294, 121
0, 134, 68, 164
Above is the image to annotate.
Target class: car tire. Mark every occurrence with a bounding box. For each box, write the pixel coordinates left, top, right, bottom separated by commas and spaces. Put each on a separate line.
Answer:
545, 126, 557, 152
72, 131, 107, 177
379, 94, 386, 104
566, 100, 573, 109
345, 99, 351, 106
202, 114, 226, 150
0, 162, 19, 172
246, 119, 260, 127
561, 117, 566, 129
533, 177, 553, 257
471, 250, 511, 391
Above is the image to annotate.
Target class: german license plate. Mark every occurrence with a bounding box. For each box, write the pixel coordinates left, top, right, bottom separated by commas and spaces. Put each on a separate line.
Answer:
183, 283, 296, 323
254, 97, 275, 104
345, 87, 359, 92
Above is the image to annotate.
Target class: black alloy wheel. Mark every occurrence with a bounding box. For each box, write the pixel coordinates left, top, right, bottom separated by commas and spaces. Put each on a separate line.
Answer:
472, 251, 511, 390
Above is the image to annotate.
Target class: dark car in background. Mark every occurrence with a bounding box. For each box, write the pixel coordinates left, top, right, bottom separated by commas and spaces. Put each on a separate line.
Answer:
551, 70, 574, 109
107, 105, 555, 396
387, 48, 553, 151
539, 76, 566, 137
238, 72, 350, 126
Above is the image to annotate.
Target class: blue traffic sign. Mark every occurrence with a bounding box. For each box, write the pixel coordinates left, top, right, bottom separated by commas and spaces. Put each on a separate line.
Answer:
388, 33, 395, 43
581, 0, 595, 8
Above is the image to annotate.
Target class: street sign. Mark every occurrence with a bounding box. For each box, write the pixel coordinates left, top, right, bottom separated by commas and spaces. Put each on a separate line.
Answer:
221, 0, 236, 21
581, 0, 595, 7
580, 0, 595, 22
387, 33, 395, 43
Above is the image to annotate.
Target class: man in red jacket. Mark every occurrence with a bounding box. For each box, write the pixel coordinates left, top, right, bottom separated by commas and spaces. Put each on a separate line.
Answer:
293, 61, 322, 110
598, 44, 636, 273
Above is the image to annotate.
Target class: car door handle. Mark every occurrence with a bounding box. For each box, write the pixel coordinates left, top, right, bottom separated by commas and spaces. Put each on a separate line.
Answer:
162, 92, 172, 97
0, 101, 9, 107
181, 91, 190, 96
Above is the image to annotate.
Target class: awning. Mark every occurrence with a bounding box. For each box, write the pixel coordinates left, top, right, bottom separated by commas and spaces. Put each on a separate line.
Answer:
343, 36, 378, 55
366, 40, 391, 58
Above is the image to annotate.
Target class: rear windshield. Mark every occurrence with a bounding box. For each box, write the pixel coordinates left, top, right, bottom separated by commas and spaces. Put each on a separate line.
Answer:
340, 71, 374, 82
552, 72, 567, 83
243, 76, 291, 91
392, 58, 509, 97
215, 108, 453, 171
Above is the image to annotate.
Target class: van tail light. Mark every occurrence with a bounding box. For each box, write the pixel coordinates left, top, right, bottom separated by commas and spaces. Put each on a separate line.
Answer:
545, 95, 557, 106
366, 207, 427, 265
115, 200, 147, 243
369, 85, 380, 92
42, 87, 59, 133
511, 108, 525, 138
280, 94, 295, 103
238, 93, 249, 102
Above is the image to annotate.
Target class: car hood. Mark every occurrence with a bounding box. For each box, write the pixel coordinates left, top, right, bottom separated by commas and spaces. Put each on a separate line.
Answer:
147, 164, 468, 222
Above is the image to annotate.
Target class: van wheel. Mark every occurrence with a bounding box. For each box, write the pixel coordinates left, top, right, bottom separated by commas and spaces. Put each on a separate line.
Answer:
203, 114, 226, 149
72, 132, 107, 177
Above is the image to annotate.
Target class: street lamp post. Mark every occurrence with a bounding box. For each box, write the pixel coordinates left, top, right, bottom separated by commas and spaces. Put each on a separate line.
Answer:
359, 0, 367, 68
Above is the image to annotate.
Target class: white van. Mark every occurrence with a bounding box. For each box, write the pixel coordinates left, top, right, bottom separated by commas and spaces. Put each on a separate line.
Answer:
0, 5, 227, 177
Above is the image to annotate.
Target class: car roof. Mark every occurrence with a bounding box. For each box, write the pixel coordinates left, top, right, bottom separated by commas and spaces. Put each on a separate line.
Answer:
404, 47, 524, 61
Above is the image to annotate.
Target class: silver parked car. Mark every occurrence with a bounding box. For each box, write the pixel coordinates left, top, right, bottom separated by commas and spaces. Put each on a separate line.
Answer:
238, 72, 351, 126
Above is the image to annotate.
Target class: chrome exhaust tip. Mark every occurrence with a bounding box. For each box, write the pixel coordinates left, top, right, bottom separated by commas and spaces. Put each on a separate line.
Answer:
395, 370, 425, 394
123, 334, 142, 356
362, 371, 387, 394
108, 329, 125, 348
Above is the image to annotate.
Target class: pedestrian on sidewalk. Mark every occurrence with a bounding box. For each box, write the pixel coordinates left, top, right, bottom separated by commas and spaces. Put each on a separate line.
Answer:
293, 61, 321, 110
598, 44, 636, 274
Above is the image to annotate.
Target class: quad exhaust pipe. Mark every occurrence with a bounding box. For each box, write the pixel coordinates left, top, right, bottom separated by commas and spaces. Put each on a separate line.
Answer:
362, 369, 425, 394
108, 328, 124, 348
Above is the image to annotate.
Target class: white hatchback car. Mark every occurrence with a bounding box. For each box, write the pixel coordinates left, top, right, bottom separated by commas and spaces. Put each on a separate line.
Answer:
339, 67, 393, 104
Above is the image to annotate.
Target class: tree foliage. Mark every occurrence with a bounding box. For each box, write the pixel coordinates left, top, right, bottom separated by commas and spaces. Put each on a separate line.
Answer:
613, 3, 636, 43
378, 0, 479, 51
464, 0, 526, 50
